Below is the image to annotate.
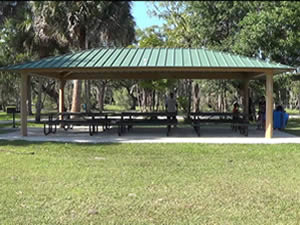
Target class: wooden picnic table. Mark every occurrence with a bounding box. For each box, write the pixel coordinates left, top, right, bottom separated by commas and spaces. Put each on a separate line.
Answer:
40, 112, 122, 136
117, 111, 178, 136
188, 112, 249, 137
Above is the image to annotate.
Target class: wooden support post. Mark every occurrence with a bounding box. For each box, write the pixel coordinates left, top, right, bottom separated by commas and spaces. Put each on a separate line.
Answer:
59, 80, 66, 121
59, 80, 66, 113
265, 71, 274, 138
21, 73, 28, 136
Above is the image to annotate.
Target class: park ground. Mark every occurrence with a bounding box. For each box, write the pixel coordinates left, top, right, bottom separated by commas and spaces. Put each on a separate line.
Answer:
1, 110, 300, 224
1, 142, 300, 225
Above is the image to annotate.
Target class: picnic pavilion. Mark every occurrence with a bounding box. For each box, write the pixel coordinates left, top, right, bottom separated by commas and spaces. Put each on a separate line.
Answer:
0, 48, 295, 138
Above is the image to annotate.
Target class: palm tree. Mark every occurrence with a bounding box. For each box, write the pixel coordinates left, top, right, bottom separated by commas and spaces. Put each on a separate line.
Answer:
30, 1, 136, 113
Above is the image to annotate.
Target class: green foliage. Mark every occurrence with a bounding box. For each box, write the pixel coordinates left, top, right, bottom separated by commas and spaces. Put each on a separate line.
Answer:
0, 1, 137, 115
139, 79, 176, 92
177, 96, 189, 113
113, 88, 133, 110
149, 1, 300, 111
234, 1, 300, 66
136, 26, 164, 47
285, 118, 300, 136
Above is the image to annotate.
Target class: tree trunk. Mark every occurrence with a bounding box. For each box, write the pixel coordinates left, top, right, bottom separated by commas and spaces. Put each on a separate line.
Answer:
35, 77, 43, 122
96, 82, 106, 112
137, 87, 142, 110
128, 90, 137, 110
99, 86, 106, 112
223, 89, 227, 112
152, 90, 155, 111
42, 82, 59, 109
84, 80, 91, 112
142, 89, 146, 112
71, 80, 82, 112
298, 94, 300, 114
155, 92, 160, 111
193, 82, 200, 112
71, 25, 86, 113
27, 75, 33, 115
218, 93, 221, 112
36, 47, 50, 119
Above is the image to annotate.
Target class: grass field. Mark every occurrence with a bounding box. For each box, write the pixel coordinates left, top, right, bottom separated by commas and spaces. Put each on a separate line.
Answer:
1, 141, 300, 225
284, 118, 300, 136
285, 108, 300, 115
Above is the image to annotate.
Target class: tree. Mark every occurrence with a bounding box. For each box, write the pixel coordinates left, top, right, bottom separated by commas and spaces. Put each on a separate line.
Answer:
150, 1, 299, 112
233, 2, 300, 108
31, 1, 136, 113
234, 1, 300, 66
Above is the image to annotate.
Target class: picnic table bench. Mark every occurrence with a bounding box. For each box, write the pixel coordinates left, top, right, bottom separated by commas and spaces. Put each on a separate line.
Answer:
41, 112, 121, 136
188, 112, 249, 137
117, 112, 178, 136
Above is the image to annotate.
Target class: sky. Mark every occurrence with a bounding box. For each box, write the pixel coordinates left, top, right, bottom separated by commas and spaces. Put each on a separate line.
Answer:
132, 1, 164, 30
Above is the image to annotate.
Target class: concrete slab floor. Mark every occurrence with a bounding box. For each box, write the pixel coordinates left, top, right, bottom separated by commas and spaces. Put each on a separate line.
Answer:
0, 125, 299, 144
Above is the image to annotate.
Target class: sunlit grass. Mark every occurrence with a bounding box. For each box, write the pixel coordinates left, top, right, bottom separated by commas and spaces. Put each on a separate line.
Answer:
285, 108, 300, 115
0, 112, 36, 121
1, 141, 300, 225
284, 118, 300, 136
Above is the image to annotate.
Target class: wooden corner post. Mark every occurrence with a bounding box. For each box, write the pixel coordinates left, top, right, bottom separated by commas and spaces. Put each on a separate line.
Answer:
59, 79, 66, 114
59, 79, 66, 124
265, 71, 274, 138
21, 73, 29, 136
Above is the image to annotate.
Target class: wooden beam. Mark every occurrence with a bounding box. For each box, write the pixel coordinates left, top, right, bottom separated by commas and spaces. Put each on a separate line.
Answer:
265, 71, 274, 138
34, 72, 62, 79
247, 73, 266, 79
18, 67, 281, 75
21, 73, 28, 136
62, 71, 73, 79
62, 72, 255, 80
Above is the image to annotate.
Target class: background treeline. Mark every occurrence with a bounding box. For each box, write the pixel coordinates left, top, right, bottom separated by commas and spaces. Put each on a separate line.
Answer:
0, 1, 299, 120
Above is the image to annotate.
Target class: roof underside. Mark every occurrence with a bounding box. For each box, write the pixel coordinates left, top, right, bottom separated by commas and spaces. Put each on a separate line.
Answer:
0, 48, 294, 80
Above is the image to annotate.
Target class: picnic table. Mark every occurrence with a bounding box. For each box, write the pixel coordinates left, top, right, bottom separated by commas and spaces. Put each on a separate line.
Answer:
188, 112, 249, 137
40, 112, 121, 136
117, 112, 178, 136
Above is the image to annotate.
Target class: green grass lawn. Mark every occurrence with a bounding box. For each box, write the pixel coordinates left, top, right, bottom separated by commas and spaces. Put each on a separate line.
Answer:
284, 118, 300, 136
0, 112, 37, 121
0, 122, 42, 129
1, 141, 300, 225
285, 108, 300, 115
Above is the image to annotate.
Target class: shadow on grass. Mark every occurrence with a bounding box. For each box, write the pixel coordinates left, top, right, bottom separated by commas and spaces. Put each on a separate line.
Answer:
0, 139, 120, 147
0, 128, 17, 135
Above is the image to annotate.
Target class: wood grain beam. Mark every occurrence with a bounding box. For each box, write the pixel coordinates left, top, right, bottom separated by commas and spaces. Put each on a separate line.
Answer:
265, 71, 274, 138
61, 72, 255, 80
17, 67, 280, 75
20, 73, 28, 136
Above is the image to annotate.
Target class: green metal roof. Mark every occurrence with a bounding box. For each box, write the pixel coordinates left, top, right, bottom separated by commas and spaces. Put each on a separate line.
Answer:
1, 48, 294, 71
